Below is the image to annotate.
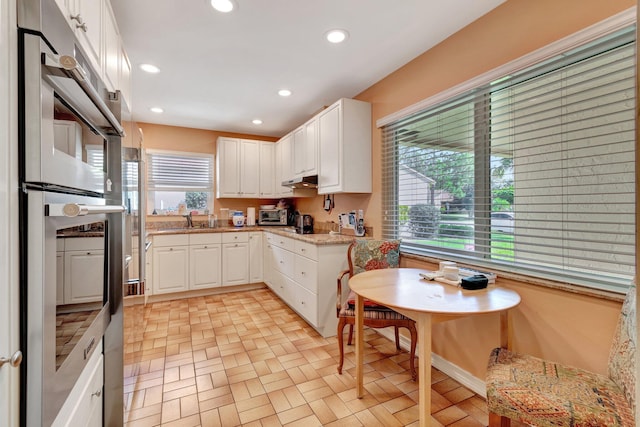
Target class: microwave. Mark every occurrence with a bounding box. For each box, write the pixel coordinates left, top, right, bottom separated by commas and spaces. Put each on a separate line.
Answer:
258, 209, 288, 225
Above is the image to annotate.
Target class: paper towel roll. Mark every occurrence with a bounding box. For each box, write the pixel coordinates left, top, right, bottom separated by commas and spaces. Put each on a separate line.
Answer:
247, 207, 256, 226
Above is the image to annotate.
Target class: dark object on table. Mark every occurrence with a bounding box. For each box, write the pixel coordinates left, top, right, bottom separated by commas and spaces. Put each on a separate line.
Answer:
460, 275, 488, 290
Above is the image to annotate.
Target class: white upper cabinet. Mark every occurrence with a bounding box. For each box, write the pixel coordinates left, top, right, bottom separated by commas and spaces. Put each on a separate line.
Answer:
73, 0, 103, 76
292, 126, 305, 177
216, 137, 261, 198
259, 141, 276, 198
292, 119, 317, 177
53, 0, 132, 109
275, 134, 294, 196
317, 98, 371, 194
303, 118, 318, 175
102, 0, 119, 92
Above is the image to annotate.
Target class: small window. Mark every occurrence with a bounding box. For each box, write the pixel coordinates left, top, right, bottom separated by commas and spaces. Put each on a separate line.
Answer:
146, 150, 214, 215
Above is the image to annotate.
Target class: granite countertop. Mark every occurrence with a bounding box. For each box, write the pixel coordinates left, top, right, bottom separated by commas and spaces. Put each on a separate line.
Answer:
147, 226, 358, 245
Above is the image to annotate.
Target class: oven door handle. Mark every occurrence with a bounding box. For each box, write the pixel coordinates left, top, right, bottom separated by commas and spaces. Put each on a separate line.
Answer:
42, 53, 125, 137
46, 203, 126, 217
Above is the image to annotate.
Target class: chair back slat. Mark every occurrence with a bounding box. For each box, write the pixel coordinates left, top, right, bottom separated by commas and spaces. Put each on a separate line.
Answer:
608, 281, 636, 414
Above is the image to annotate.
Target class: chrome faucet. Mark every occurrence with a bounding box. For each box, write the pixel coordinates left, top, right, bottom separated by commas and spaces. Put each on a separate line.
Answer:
184, 212, 193, 228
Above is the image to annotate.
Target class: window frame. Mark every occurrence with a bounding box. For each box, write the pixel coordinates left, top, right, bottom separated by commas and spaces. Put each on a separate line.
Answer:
378, 12, 636, 294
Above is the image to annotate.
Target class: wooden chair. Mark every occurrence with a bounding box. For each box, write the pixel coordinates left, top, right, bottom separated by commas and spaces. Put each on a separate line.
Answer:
486, 281, 636, 427
336, 239, 417, 380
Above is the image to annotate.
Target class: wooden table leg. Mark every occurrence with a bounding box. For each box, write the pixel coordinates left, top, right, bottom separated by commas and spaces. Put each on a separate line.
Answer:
417, 312, 432, 427
500, 310, 510, 349
355, 293, 364, 398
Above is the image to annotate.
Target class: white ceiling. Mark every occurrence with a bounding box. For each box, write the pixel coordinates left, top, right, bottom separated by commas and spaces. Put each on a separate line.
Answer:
110, 0, 505, 138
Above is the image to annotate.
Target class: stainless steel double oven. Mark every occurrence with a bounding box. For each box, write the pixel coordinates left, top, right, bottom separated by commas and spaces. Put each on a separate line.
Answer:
18, 0, 126, 424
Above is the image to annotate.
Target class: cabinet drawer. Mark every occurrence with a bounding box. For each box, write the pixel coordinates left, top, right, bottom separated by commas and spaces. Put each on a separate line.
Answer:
189, 233, 222, 245
294, 240, 318, 260
64, 237, 103, 251
153, 234, 189, 247
272, 245, 294, 278
222, 232, 249, 244
269, 234, 295, 251
292, 283, 318, 325
295, 256, 318, 293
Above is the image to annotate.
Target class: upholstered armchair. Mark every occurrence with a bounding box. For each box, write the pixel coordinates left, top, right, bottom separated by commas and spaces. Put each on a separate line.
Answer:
336, 239, 417, 380
486, 281, 636, 426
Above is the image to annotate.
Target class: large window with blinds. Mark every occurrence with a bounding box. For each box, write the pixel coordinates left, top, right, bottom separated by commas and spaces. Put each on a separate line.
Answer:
381, 26, 635, 292
146, 150, 214, 215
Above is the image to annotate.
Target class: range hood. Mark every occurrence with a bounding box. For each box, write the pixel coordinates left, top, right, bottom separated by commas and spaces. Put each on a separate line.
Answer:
282, 175, 318, 189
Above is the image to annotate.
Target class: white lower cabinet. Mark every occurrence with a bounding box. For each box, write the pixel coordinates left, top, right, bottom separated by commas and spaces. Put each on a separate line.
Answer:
152, 234, 189, 294
222, 232, 249, 286
263, 232, 348, 337
249, 232, 263, 283
63, 237, 104, 304
189, 233, 222, 289
52, 341, 103, 427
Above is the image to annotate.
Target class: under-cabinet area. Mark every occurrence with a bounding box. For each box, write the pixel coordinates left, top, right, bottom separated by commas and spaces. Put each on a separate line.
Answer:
140, 228, 351, 337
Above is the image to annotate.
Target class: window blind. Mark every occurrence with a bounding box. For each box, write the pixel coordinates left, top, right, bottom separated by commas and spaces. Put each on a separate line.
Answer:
381, 26, 635, 292
147, 151, 213, 191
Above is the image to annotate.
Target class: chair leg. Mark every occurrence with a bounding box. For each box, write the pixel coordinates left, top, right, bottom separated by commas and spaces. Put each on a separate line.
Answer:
347, 324, 354, 346
337, 318, 347, 375
488, 412, 511, 427
408, 324, 417, 381
394, 326, 400, 350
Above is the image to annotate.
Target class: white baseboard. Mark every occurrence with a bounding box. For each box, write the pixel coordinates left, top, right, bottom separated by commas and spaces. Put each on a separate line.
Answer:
376, 327, 487, 398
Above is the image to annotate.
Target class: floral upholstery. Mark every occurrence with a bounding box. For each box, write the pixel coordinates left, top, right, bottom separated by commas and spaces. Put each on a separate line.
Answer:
608, 280, 636, 415
351, 239, 400, 275
345, 239, 402, 313
486, 283, 636, 427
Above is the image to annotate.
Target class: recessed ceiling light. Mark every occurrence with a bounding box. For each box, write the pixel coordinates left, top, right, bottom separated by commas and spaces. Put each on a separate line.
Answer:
140, 63, 160, 73
325, 29, 349, 44
210, 0, 235, 13
278, 89, 292, 97
150, 107, 164, 113
252, 119, 263, 125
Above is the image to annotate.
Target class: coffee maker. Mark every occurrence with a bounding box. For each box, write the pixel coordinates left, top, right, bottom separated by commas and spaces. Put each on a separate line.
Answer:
295, 214, 314, 234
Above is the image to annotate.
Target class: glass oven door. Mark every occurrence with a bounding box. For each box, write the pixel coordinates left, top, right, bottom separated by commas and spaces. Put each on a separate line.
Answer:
23, 189, 124, 426
21, 31, 124, 195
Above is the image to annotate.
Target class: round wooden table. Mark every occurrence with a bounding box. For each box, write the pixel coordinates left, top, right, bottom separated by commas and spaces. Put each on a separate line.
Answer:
348, 268, 521, 427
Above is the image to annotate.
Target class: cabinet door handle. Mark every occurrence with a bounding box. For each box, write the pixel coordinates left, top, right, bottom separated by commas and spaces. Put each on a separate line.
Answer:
91, 389, 102, 398
204, 246, 208, 249
0, 351, 22, 368
86, 252, 91, 255
69, 13, 84, 24
76, 22, 88, 32
301, 271, 305, 275
169, 248, 173, 251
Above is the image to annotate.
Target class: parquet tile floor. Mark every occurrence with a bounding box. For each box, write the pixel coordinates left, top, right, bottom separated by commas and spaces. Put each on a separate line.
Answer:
123, 287, 526, 427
